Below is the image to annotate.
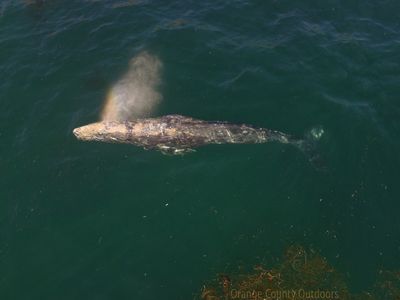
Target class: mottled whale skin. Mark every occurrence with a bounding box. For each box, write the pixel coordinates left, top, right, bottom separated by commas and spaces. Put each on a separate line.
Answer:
73, 114, 292, 154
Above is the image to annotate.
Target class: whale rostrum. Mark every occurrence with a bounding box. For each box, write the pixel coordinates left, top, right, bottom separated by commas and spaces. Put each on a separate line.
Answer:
73, 114, 294, 154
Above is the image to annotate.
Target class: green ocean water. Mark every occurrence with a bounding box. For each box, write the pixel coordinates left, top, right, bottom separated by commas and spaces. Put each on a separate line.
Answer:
1, 1, 400, 299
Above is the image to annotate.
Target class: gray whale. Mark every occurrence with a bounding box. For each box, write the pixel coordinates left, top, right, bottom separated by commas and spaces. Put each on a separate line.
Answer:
73, 114, 295, 155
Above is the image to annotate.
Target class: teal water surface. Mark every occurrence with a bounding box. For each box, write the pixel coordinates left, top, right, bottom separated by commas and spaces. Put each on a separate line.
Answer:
1, 1, 400, 299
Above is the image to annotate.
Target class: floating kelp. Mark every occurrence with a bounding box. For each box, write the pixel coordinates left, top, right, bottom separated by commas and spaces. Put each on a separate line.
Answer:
373, 270, 400, 300
199, 245, 399, 300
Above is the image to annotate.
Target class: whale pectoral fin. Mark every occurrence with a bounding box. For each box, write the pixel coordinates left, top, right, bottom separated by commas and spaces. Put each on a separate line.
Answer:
172, 147, 196, 155
156, 144, 196, 155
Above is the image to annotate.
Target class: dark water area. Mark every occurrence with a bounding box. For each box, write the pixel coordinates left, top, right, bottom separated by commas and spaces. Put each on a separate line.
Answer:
1, 1, 400, 299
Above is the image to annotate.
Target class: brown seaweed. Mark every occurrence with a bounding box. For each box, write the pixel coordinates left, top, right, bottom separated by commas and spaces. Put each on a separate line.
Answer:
199, 245, 399, 300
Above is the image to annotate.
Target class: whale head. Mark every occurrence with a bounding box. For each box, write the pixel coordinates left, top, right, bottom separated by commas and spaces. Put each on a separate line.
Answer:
73, 122, 105, 141
73, 121, 141, 144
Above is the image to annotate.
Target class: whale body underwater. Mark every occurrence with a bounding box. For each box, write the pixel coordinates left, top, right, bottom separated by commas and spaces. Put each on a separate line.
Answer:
73, 114, 311, 155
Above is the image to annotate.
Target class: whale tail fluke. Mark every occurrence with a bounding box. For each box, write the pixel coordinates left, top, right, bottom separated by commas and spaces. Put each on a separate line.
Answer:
264, 126, 325, 170
291, 126, 326, 170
